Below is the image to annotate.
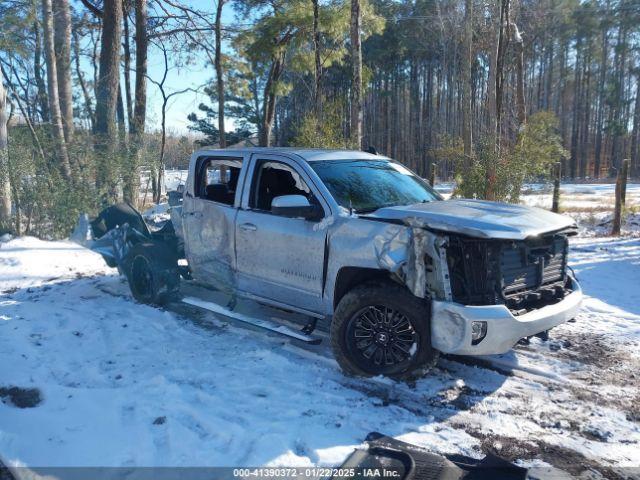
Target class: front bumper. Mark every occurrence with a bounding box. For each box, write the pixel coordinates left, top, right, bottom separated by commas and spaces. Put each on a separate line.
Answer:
430, 276, 582, 355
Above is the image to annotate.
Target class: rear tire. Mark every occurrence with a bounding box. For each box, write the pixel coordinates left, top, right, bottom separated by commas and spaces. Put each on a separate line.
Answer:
125, 242, 180, 305
330, 282, 439, 380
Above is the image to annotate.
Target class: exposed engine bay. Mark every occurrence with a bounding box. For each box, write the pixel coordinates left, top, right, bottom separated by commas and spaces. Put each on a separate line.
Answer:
446, 232, 574, 315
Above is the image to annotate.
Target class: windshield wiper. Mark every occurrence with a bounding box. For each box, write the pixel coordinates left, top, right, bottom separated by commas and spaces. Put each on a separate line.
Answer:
357, 200, 429, 214
354, 207, 380, 214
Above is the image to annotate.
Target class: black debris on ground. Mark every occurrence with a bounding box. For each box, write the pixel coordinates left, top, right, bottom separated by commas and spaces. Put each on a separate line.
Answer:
0, 386, 42, 408
153, 416, 166, 425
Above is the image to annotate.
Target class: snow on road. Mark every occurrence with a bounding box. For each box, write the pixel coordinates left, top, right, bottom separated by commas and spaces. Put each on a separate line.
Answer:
1, 235, 639, 477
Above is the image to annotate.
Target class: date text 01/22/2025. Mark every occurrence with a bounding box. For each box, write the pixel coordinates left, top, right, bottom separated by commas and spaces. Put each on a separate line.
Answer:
232, 468, 401, 478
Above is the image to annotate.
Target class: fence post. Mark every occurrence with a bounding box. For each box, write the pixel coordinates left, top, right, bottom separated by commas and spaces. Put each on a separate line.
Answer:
551, 162, 561, 213
429, 163, 436, 187
611, 158, 630, 236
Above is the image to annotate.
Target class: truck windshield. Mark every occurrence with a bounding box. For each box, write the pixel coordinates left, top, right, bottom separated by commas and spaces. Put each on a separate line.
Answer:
310, 159, 441, 213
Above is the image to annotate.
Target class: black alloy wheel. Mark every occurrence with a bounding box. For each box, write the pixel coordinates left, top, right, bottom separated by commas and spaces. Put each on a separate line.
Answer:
330, 282, 439, 380
345, 305, 418, 375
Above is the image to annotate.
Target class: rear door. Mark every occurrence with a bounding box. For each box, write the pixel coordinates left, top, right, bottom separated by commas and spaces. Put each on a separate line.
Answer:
235, 153, 330, 313
182, 155, 246, 291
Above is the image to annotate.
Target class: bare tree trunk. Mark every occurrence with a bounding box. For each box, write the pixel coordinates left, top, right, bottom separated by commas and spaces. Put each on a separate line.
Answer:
33, 21, 50, 123
350, 0, 362, 148
124, 0, 147, 204
91, 27, 100, 99
593, 25, 608, 179
95, 0, 122, 141
484, 2, 498, 200
512, 22, 526, 129
631, 71, 640, 178
494, 0, 510, 151
384, 75, 391, 156
611, 158, 629, 236
53, 0, 74, 142
579, 56, 592, 178
72, 26, 94, 127
132, 0, 148, 139
312, 0, 322, 120
462, 0, 473, 161
42, 0, 72, 180
569, 37, 582, 179
116, 82, 126, 139
609, 26, 628, 176
485, 5, 497, 140
215, 0, 226, 148
0, 73, 11, 226
259, 52, 286, 147
157, 96, 168, 204
94, 0, 123, 200
123, 5, 134, 128
552, 162, 561, 213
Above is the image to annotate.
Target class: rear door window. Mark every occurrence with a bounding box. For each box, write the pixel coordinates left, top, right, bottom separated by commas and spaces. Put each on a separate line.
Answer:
195, 157, 243, 206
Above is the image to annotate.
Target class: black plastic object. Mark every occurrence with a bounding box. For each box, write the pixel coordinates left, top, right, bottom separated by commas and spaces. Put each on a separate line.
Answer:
337, 432, 528, 480
90, 202, 150, 239
89, 202, 181, 269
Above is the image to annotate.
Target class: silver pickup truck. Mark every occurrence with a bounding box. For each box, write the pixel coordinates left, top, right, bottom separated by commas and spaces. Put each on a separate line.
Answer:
76, 148, 582, 379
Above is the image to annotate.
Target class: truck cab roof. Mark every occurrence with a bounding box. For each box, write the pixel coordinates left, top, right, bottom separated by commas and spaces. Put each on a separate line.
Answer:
192, 147, 386, 163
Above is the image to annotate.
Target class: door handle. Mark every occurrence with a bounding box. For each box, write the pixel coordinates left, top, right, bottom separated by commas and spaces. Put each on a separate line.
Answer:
239, 223, 257, 232
182, 211, 202, 218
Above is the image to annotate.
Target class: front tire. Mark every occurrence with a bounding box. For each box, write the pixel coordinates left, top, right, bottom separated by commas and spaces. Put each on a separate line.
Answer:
330, 282, 439, 380
125, 242, 180, 305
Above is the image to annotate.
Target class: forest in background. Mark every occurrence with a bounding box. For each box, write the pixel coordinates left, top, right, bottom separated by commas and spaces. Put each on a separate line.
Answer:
276, 0, 640, 181
0, 0, 639, 238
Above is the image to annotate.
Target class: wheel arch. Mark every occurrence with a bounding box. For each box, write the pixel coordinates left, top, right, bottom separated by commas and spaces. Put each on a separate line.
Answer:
333, 266, 398, 310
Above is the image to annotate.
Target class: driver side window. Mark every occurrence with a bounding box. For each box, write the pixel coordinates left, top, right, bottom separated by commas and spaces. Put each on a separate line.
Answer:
250, 161, 314, 213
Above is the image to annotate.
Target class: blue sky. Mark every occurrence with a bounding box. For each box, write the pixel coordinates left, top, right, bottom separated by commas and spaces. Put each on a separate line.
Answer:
143, 0, 237, 134
144, 50, 212, 135
71, 0, 238, 135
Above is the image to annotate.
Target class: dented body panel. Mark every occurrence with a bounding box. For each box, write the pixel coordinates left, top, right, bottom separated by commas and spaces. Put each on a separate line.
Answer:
182, 194, 238, 290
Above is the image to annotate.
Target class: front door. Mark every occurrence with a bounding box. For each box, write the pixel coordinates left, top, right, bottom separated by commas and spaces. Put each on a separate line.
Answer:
235, 154, 329, 313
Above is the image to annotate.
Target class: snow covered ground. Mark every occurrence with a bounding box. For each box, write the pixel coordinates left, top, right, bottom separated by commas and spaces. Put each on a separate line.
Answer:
1, 187, 640, 478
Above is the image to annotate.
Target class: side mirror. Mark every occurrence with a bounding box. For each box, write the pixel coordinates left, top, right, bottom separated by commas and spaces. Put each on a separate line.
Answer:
271, 195, 322, 221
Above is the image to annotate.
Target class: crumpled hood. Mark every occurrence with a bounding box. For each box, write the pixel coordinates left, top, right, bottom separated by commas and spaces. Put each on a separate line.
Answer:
365, 199, 577, 240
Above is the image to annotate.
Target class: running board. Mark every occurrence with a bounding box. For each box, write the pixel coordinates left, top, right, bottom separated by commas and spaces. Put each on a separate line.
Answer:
181, 296, 322, 344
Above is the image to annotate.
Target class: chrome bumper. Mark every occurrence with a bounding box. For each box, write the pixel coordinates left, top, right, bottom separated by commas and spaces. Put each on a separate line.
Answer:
430, 277, 582, 355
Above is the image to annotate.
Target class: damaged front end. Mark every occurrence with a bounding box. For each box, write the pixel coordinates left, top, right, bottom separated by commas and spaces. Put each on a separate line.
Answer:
430, 229, 582, 355
446, 233, 572, 314
368, 214, 581, 356
372, 218, 451, 301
